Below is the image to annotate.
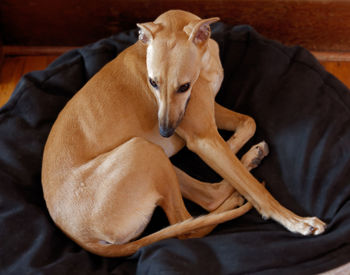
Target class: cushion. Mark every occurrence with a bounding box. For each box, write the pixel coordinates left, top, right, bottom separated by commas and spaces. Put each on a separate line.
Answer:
0, 24, 349, 274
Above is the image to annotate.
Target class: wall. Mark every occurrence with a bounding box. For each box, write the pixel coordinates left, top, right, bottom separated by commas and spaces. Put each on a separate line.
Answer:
1, 0, 350, 51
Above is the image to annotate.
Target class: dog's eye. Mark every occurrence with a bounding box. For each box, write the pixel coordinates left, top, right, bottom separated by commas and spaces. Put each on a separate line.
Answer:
149, 78, 158, 89
177, 83, 190, 93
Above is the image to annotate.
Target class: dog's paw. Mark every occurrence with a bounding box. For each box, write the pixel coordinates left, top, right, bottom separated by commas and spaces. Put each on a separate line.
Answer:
285, 216, 327, 236
242, 141, 269, 170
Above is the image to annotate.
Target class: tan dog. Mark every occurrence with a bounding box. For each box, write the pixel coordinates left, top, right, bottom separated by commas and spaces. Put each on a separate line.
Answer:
42, 10, 326, 257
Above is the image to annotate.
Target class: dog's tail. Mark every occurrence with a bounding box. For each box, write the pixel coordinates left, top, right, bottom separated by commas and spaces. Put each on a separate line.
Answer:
83, 202, 252, 257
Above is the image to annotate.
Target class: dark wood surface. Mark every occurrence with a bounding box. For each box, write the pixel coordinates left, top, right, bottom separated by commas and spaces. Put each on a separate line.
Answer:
1, 0, 350, 51
0, 38, 3, 67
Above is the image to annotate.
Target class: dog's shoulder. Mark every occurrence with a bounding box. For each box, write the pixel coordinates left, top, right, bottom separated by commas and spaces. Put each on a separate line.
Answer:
115, 42, 147, 68
100, 41, 147, 79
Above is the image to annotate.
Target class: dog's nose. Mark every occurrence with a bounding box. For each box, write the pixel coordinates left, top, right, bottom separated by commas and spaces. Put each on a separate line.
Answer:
159, 126, 175, 138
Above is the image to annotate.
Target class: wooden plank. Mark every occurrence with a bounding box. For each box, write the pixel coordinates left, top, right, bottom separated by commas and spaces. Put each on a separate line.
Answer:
0, 38, 3, 68
0, 56, 58, 107
313, 51, 350, 62
3, 46, 77, 56
1, 0, 350, 51
320, 61, 350, 88
0, 57, 24, 106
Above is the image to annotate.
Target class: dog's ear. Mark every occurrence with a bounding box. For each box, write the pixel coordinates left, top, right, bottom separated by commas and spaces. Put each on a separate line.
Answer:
137, 22, 160, 44
185, 17, 220, 46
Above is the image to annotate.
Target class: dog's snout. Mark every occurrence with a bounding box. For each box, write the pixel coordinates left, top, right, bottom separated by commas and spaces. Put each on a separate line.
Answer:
159, 126, 175, 138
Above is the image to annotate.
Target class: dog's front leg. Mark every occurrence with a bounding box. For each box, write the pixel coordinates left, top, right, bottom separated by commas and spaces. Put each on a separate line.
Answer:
189, 130, 326, 235
177, 108, 326, 236
179, 142, 270, 238
175, 104, 269, 216
215, 103, 257, 155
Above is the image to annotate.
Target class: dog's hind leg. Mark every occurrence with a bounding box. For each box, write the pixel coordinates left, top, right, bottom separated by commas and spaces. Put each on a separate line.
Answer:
174, 166, 235, 211
68, 137, 194, 248
174, 141, 269, 238
118, 137, 192, 226
174, 141, 268, 212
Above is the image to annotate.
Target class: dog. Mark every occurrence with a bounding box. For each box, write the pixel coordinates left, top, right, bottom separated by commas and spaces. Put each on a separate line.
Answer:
42, 10, 326, 257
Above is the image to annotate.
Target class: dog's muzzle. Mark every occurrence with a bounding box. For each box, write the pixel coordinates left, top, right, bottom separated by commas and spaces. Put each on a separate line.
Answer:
159, 126, 175, 138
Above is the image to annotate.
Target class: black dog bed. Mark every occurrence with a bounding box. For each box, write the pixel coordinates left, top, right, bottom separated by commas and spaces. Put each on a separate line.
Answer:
1, 24, 349, 274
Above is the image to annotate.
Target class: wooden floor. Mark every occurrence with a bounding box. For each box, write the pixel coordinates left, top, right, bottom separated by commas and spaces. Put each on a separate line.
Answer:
0, 55, 350, 108
0, 55, 58, 107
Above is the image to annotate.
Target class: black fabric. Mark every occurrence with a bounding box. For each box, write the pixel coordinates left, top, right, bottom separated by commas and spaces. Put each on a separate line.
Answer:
0, 24, 349, 274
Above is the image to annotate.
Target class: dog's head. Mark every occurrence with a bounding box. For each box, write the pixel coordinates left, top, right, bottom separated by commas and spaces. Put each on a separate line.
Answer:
137, 11, 219, 137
